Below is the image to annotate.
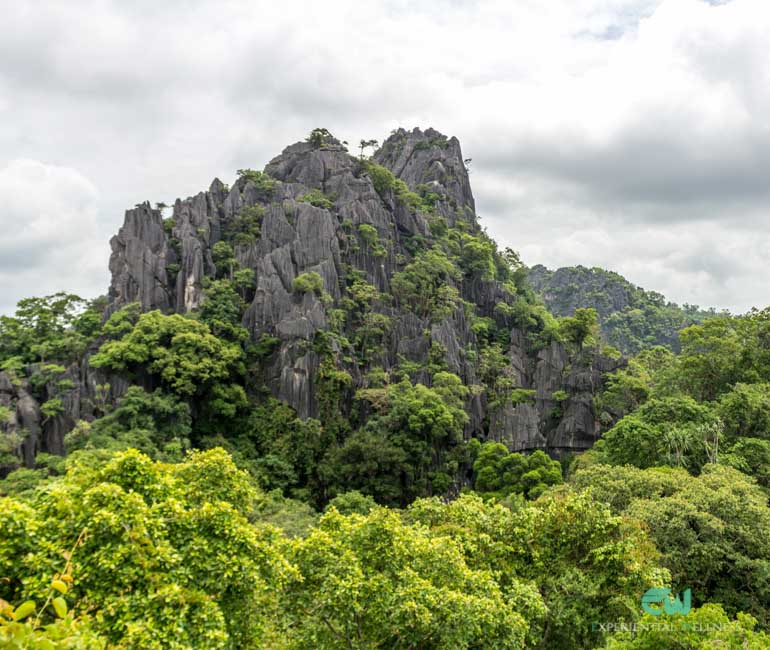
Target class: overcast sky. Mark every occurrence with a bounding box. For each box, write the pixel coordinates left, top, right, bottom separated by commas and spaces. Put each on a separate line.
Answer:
1, 0, 768, 314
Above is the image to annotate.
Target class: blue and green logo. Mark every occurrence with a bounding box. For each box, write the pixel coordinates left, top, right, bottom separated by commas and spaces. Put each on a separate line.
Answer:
641, 588, 692, 616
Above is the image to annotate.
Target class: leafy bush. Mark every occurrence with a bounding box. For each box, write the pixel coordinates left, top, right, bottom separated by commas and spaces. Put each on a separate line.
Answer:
0, 449, 294, 648
235, 169, 276, 198
306, 127, 334, 148
298, 189, 333, 210
90, 310, 244, 402
473, 443, 562, 499
362, 161, 431, 213
291, 271, 324, 296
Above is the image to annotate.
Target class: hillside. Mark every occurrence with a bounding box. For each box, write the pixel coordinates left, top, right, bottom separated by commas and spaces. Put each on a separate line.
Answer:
1, 128, 620, 500
3, 127, 770, 649
528, 264, 717, 354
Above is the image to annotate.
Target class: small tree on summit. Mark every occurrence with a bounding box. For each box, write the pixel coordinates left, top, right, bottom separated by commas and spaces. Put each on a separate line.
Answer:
358, 139, 379, 159
306, 128, 334, 148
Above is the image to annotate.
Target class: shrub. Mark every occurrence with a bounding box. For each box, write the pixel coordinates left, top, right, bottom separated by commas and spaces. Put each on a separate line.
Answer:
291, 272, 324, 296
298, 189, 333, 210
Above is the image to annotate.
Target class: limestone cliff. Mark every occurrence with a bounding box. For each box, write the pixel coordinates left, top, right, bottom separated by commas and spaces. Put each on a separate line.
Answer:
101, 127, 619, 456
3, 127, 622, 473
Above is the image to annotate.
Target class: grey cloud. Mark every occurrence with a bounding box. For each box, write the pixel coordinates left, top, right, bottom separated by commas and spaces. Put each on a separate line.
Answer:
1, 0, 769, 315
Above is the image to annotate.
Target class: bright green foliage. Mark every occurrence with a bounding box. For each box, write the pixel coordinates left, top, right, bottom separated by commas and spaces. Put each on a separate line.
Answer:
252, 489, 319, 539
200, 278, 249, 340
356, 223, 387, 256
212, 240, 236, 277
571, 463, 770, 627
40, 398, 64, 422
524, 491, 666, 649
328, 374, 468, 505
305, 128, 334, 148
223, 205, 264, 246
597, 310, 770, 484
407, 492, 665, 650
0, 597, 106, 648
674, 315, 745, 401
722, 437, 770, 487
0, 448, 295, 648
600, 346, 675, 414
363, 160, 431, 213
473, 443, 562, 499
90, 310, 244, 398
656, 309, 770, 402
291, 271, 324, 296
458, 233, 496, 280
235, 169, 276, 198
558, 307, 599, 349
603, 604, 770, 649
569, 463, 686, 512
391, 247, 461, 320
100, 302, 141, 340
717, 382, 770, 439
281, 506, 530, 649
338, 273, 390, 359
388, 374, 468, 444
0, 293, 105, 365
324, 490, 376, 515
510, 388, 536, 405
297, 189, 333, 210
600, 396, 715, 470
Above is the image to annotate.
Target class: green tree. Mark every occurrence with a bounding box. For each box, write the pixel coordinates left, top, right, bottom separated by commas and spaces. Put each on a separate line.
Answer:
571, 463, 770, 627
306, 128, 334, 148
0, 449, 294, 648
558, 307, 599, 350
281, 506, 531, 649
90, 311, 247, 426
407, 492, 665, 650
64, 386, 191, 459
291, 271, 324, 296
391, 247, 461, 320
717, 382, 770, 440
473, 443, 562, 499
0, 293, 104, 364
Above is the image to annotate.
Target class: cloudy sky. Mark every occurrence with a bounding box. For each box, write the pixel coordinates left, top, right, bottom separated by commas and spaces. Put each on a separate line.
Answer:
1, 0, 768, 314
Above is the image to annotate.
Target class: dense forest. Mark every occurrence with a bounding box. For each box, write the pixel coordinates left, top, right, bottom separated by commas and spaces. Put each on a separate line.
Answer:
2, 129, 770, 649
528, 264, 718, 354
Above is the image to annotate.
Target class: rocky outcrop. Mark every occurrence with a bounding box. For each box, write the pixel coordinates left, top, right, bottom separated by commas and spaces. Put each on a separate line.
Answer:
489, 334, 623, 457
107, 204, 172, 314
101, 127, 619, 454
7, 127, 620, 471
374, 128, 475, 227
528, 264, 715, 354
0, 356, 129, 475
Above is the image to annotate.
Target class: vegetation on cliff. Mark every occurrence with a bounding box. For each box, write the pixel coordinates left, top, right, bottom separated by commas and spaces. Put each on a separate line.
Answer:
2, 128, 770, 649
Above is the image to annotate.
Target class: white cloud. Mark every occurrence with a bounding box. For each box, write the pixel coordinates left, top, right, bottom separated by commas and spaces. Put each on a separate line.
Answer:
0, 160, 107, 313
0, 0, 768, 313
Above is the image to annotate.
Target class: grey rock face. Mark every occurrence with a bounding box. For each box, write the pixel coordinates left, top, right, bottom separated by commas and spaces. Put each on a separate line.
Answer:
0, 357, 128, 473
96, 127, 619, 456
107, 203, 172, 314
374, 127, 475, 227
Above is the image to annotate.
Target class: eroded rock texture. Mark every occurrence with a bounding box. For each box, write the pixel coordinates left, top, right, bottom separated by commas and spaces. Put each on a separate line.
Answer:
4, 128, 621, 473
99, 127, 619, 456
